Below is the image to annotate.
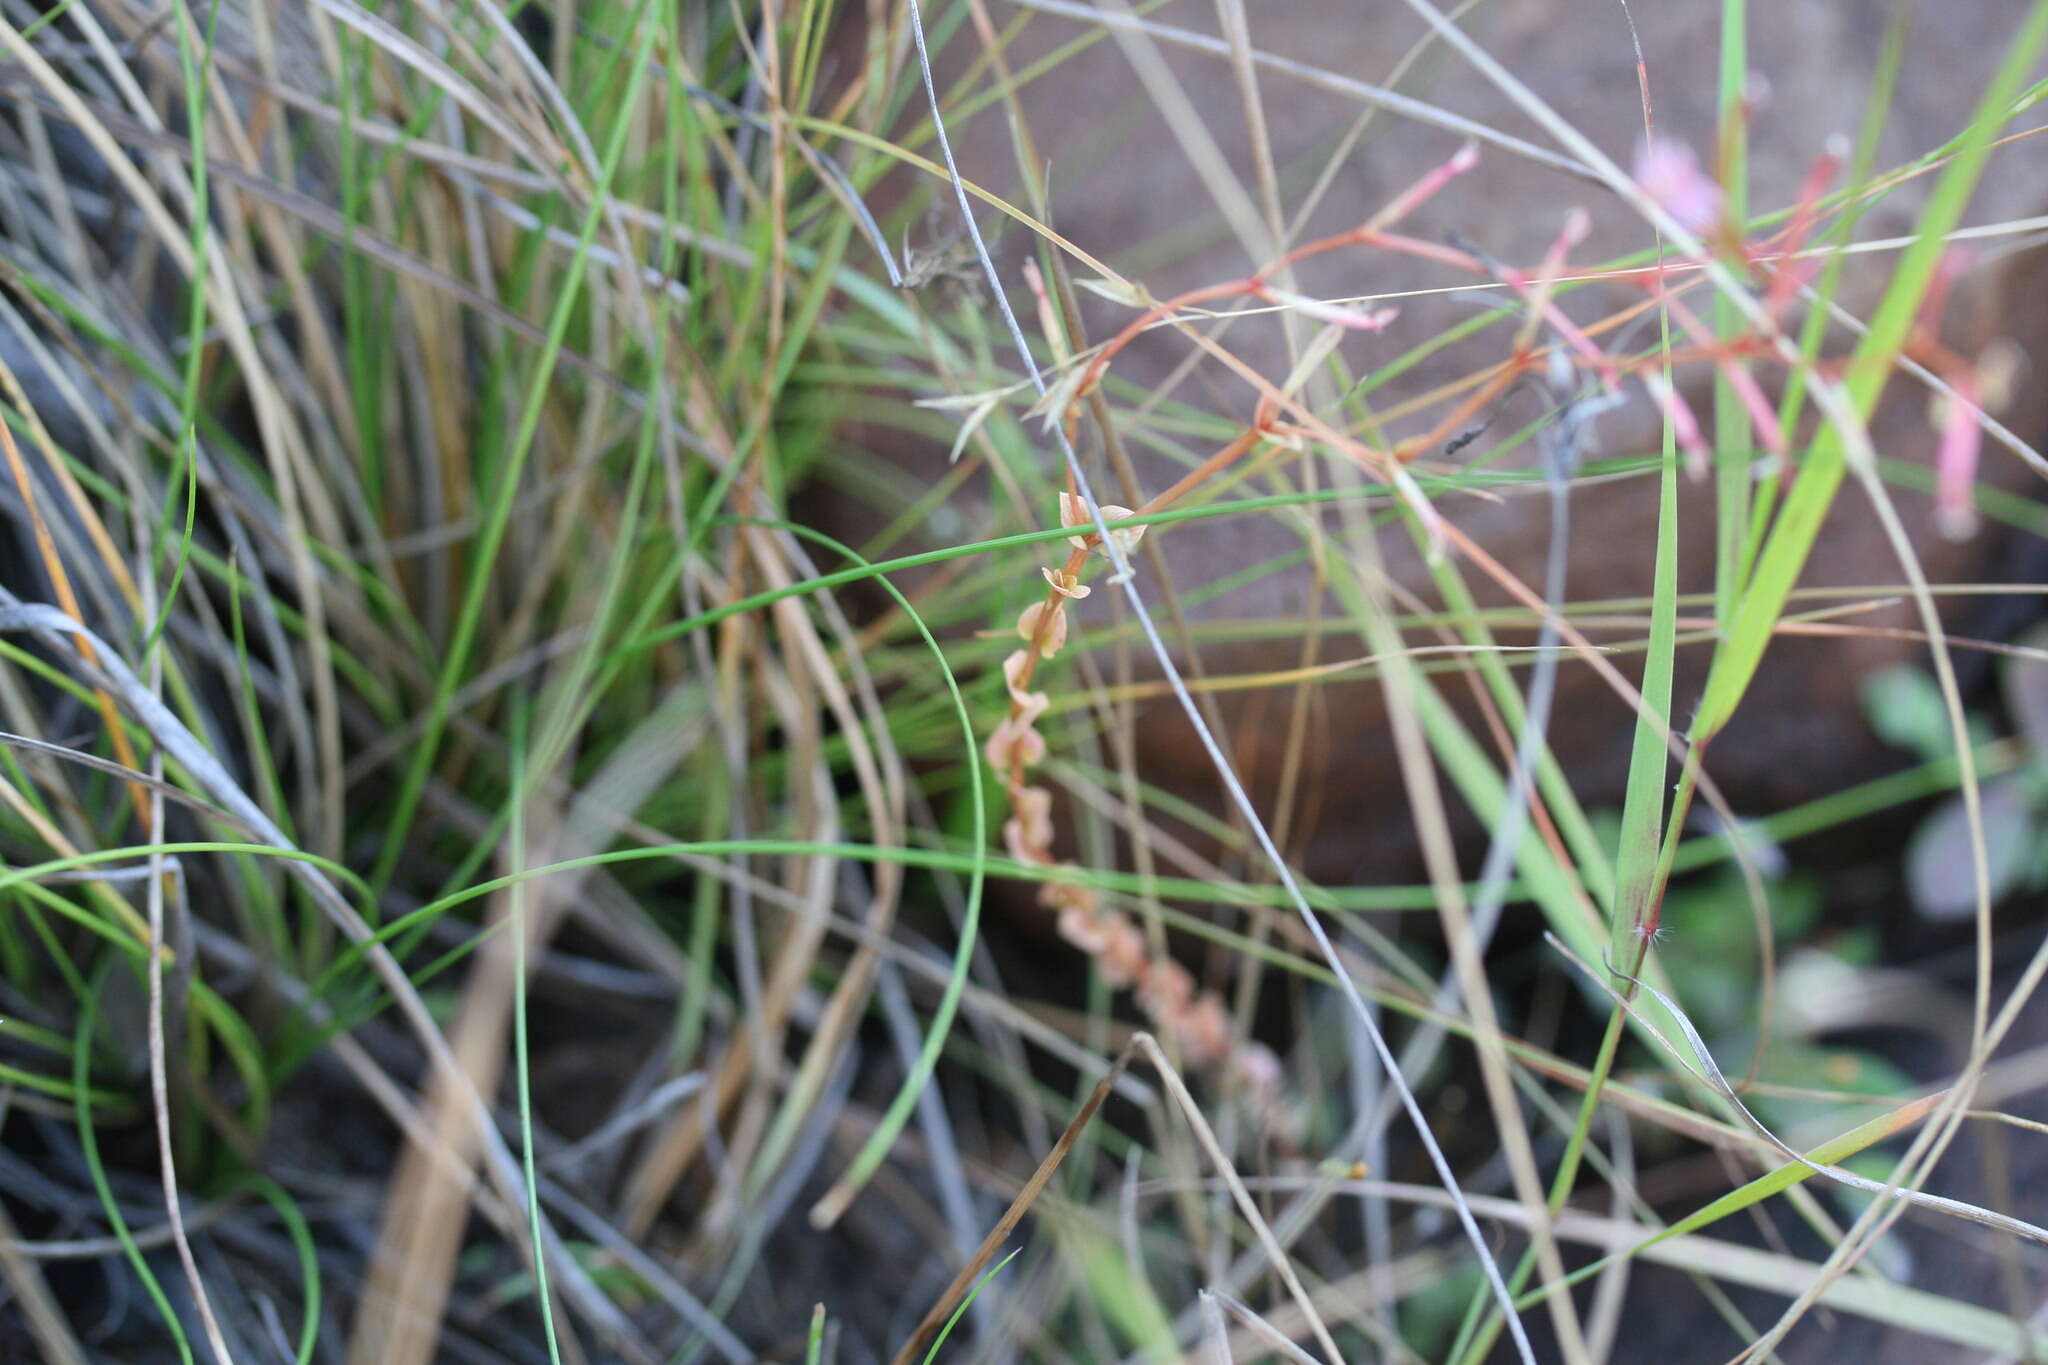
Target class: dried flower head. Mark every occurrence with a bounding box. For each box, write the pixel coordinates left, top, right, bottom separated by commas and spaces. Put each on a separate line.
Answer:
984, 715, 1046, 770
1009, 785, 1054, 848
1042, 566, 1090, 599
1094, 912, 1148, 988
1055, 903, 1110, 956
1172, 992, 1232, 1067
1137, 957, 1194, 1017
1016, 600, 1069, 656
1039, 876, 1097, 915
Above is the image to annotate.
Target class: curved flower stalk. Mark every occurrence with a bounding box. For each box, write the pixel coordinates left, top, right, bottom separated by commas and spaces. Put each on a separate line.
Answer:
986, 494, 1285, 1101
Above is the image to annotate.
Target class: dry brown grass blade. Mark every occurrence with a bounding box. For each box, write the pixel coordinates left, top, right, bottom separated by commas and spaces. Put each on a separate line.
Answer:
352, 670, 711, 1363
619, 640, 838, 1237
0, 764, 155, 950
1132, 1035, 1345, 1365
141, 845, 234, 1365
347, 877, 573, 1365
1337, 477, 1592, 1365
890, 1033, 1356, 1365
0, 368, 152, 835
0, 83, 654, 414
1150, 1174, 2048, 1358
698, 661, 838, 1231
0, 1196, 87, 1365
0, 599, 641, 1354
738, 527, 911, 1192
888, 1037, 1144, 1365
0, 342, 145, 613
17, 1, 353, 854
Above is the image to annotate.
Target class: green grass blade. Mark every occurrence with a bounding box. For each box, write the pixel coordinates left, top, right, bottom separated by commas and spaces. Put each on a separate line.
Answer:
1694, 3, 2048, 743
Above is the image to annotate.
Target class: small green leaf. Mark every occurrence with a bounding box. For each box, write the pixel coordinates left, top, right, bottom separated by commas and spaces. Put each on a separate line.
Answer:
1861, 665, 1950, 763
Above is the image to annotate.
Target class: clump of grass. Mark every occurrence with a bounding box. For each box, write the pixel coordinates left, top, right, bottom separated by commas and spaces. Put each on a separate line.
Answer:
1, 0, 2046, 1362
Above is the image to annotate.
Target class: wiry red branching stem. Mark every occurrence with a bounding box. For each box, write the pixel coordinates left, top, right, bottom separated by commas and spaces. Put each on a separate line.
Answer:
980, 130, 2006, 1091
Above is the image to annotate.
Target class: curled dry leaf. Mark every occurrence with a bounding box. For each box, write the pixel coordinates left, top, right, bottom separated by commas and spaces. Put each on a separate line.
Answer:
1074, 274, 1156, 309
1039, 876, 1094, 913
1058, 491, 1147, 560
984, 493, 1274, 1093
1000, 650, 1050, 722
1056, 490, 1087, 542
1017, 599, 1068, 656
1002, 817, 1034, 864
1011, 784, 1054, 849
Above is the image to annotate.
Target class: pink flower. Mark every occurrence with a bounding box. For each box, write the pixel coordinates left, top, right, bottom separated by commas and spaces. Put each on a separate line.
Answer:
1633, 135, 1723, 236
